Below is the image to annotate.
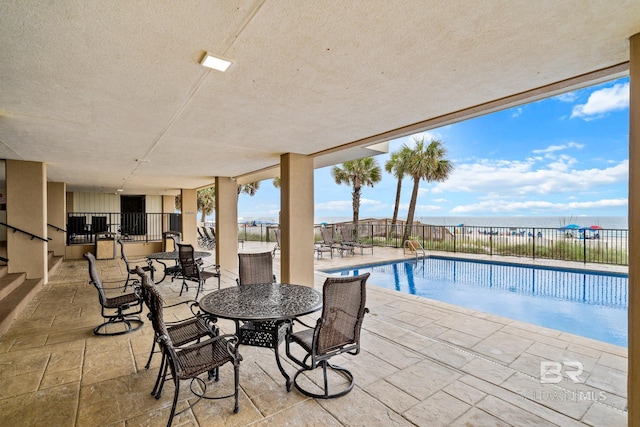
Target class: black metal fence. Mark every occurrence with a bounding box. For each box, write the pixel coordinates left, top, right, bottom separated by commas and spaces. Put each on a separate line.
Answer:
315, 223, 629, 266
67, 212, 181, 244
67, 215, 628, 266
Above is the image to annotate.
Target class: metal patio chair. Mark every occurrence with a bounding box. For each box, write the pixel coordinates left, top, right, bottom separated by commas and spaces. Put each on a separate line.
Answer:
135, 267, 218, 370
118, 238, 155, 290
84, 252, 144, 336
285, 273, 370, 398
177, 243, 221, 299
136, 267, 241, 426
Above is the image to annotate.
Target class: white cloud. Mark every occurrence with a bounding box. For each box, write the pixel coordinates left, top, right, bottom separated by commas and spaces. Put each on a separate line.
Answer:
432, 159, 628, 197
315, 200, 351, 211
554, 91, 578, 103
532, 142, 584, 155
512, 107, 523, 118
451, 198, 627, 214
571, 83, 629, 119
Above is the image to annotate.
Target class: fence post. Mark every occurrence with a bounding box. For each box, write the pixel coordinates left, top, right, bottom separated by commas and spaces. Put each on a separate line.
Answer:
453, 227, 456, 253
583, 236, 587, 263
532, 228, 535, 260
489, 228, 493, 256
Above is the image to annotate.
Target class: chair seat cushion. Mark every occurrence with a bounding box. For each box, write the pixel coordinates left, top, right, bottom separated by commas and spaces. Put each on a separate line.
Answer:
176, 337, 233, 378
200, 270, 220, 279
290, 328, 315, 353
104, 292, 141, 309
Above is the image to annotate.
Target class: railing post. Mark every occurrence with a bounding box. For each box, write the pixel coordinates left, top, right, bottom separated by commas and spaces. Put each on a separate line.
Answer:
489, 227, 493, 256
453, 227, 457, 253
531, 227, 535, 260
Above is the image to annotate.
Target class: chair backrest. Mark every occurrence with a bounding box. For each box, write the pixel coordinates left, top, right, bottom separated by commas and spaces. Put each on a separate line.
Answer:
135, 267, 171, 344
117, 238, 131, 269
84, 252, 107, 305
169, 234, 181, 252
178, 243, 199, 279
275, 229, 281, 245
92, 216, 108, 234
320, 227, 334, 245
208, 227, 216, 239
237, 252, 275, 285
315, 273, 370, 355
340, 225, 354, 242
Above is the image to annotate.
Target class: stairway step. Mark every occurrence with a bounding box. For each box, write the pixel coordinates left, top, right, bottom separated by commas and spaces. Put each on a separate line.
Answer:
0, 278, 42, 335
48, 255, 64, 276
0, 272, 26, 301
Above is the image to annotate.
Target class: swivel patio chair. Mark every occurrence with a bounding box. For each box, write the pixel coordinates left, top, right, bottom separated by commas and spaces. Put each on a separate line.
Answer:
177, 243, 221, 299
118, 238, 155, 290
285, 273, 370, 398
84, 252, 144, 336
137, 268, 241, 426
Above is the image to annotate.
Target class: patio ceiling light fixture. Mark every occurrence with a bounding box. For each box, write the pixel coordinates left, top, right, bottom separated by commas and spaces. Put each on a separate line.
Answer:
200, 53, 232, 72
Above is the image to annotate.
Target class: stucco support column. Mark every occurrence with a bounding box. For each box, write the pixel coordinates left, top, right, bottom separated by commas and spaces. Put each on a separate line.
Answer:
215, 177, 238, 271
6, 160, 47, 281
47, 182, 66, 257
162, 195, 175, 232
280, 153, 314, 286
629, 32, 640, 425
180, 189, 197, 246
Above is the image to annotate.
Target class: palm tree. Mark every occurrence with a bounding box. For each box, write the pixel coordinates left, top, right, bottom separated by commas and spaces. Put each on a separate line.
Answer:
385, 146, 411, 229
174, 186, 216, 223
272, 176, 281, 188
402, 137, 454, 244
197, 186, 215, 223
331, 157, 382, 226
238, 181, 260, 196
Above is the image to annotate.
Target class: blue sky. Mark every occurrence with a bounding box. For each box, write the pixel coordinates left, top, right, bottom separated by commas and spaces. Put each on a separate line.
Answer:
238, 76, 629, 221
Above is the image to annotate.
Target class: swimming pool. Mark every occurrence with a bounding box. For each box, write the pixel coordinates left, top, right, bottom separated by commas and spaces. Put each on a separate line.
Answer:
323, 257, 628, 347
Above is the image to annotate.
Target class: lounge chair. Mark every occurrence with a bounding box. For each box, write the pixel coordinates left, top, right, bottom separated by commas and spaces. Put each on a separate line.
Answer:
340, 224, 373, 255
320, 227, 354, 257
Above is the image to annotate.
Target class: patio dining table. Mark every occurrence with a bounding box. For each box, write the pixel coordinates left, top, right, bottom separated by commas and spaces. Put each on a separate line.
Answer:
146, 250, 211, 283
199, 283, 322, 390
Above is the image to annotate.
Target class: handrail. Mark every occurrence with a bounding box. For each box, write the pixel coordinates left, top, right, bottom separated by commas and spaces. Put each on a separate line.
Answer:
404, 239, 425, 259
47, 223, 66, 233
0, 256, 8, 263
0, 222, 51, 242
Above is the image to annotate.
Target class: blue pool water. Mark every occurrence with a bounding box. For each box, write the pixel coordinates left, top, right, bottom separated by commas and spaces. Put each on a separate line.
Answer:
324, 257, 628, 347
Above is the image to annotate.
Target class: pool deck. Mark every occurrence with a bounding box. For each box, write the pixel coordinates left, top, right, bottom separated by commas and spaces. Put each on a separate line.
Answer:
0, 243, 628, 426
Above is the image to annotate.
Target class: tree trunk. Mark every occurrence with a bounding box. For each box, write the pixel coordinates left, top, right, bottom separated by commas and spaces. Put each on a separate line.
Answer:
391, 177, 402, 227
200, 210, 205, 223
402, 176, 420, 243
352, 185, 361, 226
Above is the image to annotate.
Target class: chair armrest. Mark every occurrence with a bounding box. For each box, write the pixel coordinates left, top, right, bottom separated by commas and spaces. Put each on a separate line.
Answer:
173, 333, 241, 358
100, 279, 139, 290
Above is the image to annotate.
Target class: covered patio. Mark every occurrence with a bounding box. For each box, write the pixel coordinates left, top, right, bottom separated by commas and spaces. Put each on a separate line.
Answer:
0, 243, 627, 426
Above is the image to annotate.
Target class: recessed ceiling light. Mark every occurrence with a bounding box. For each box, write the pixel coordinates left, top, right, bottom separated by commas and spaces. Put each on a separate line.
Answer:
200, 53, 232, 72
116, 189, 123, 192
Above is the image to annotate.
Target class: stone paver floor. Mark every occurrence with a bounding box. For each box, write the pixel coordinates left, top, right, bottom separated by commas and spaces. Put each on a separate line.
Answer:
0, 243, 628, 426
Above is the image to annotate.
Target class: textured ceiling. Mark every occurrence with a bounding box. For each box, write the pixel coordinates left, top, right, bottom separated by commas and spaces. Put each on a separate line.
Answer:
0, 1, 639, 195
